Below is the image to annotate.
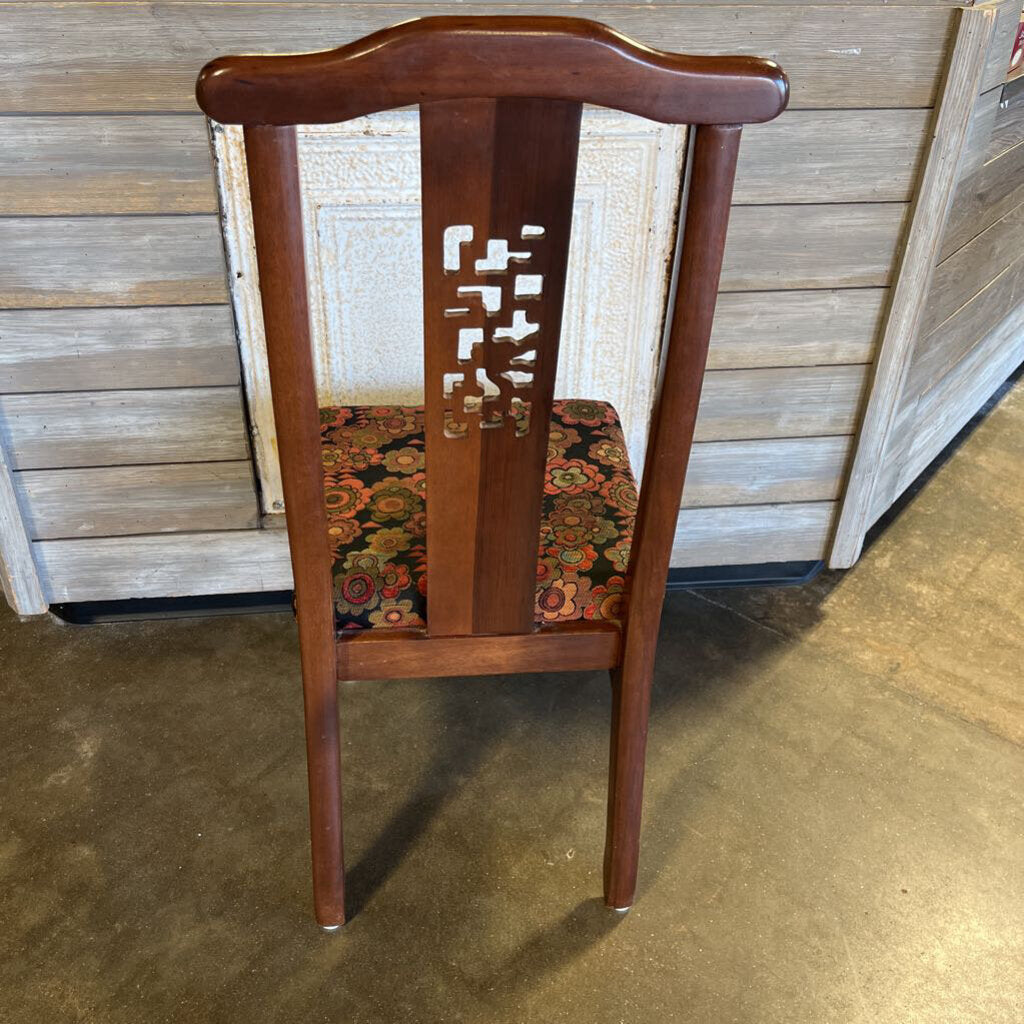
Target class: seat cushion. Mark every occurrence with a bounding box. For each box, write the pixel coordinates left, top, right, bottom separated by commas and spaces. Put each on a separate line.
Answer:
320, 399, 637, 632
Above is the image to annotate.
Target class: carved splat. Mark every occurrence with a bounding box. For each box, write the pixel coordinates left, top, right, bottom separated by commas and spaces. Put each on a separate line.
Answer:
419, 96, 583, 635
438, 223, 545, 438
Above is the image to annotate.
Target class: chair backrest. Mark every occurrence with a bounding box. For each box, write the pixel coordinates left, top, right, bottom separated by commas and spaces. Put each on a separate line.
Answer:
197, 17, 788, 639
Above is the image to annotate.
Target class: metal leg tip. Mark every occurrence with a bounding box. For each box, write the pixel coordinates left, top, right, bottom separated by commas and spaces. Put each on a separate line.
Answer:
320, 922, 343, 932
610, 904, 632, 913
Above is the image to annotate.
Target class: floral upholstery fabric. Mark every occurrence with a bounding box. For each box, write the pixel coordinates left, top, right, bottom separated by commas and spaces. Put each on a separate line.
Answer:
320, 399, 637, 632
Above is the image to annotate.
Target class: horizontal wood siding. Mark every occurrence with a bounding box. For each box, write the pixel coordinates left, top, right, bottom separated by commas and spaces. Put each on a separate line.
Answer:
1, 109, 934, 216
734, 109, 930, 205
981, 0, 1023, 92
923, 200, 1024, 335
682, 437, 850, 507
720, 204, 907, 292
953, 65, 1024, 179
0, 306, 238, 391
32, 499, 838, 602
985, 82, 1024, 161
940, 136, 1024, 261
671, 501, 835, 567
825, 3, 998, 567
957, 84, 1024, 189
0, 116, 217, 215
0, 5, 956, 112
14, 461, 258, 539
957, 86, 1002, 181
0, 216, 227, 308
906, 250, 1024, 403
875, 301, 1024, 521
895, 311, 1024, 502
33, 530, 295, 602
864, 11, 1024, 532
694, 365, 868, 442
0, 203, 907, 311
707, 289, 886, 369
0, 433, 46, 613
0, 388, 249, 470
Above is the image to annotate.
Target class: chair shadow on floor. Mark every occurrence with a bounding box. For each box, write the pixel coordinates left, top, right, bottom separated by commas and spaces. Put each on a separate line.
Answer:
343, 766, 456, 920
342, 667, 611, 921
340, 670, 631, 994
338, 580, 793, 994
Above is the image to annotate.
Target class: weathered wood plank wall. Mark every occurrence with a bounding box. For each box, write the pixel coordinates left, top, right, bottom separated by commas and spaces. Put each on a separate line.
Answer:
827, 3, 1000, 567
867, 72, 1024, 525
16, 463, 259, 540
0, 108, 935, 214
0, 307, 239, 392
32, 502, 840, 603
0, 389, 250, 469
826, 0, 1022, 566
0, 4, 961, 110
2, 0, 1016, 607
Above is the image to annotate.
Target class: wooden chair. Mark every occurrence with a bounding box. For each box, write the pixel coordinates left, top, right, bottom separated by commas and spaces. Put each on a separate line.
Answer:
196, 16, 787, 929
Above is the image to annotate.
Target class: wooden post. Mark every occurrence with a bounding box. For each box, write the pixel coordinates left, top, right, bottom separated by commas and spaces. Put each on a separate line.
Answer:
829, 5, 997, 568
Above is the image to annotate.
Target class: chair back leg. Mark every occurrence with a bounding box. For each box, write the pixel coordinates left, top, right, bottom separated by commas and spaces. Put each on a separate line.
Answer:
241, 123, 347, 927
602, 125, 743, 910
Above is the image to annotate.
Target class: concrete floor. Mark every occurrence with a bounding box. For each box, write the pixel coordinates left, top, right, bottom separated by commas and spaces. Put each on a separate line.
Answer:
2, 378, 1022, 1024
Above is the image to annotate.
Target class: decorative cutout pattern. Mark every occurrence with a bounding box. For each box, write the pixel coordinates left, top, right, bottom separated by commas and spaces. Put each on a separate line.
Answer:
439, 224, 546, 438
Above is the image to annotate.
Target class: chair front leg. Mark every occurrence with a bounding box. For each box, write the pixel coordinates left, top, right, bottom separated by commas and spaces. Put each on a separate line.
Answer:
299, 630, 346, 928
603, 648, 655, 911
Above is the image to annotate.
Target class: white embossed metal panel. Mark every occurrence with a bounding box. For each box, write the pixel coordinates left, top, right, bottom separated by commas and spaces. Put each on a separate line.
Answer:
213, 111, 685, 513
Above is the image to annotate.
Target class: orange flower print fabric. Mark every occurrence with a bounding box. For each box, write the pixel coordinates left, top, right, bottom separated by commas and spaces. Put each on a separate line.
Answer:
320, 400, 637, 631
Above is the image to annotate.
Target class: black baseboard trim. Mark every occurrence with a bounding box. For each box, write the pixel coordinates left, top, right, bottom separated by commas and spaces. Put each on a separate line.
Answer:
666, 560, 824, 590
50, 591, 295, 625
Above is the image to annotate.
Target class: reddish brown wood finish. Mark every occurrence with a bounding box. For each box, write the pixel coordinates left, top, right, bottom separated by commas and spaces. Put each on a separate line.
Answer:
605, 124, 743, 908
195, 17, 788, 926
337, 623, 620, 680
243, 125, 345, 927
197, 16, 787, 128
420, 97, 581, 636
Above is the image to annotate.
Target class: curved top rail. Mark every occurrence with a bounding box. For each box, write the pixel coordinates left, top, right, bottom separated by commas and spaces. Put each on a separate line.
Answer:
196, 16, 788, 126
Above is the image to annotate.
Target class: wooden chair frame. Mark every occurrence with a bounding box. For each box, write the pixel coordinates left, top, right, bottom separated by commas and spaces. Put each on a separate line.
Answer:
196, 16, 787, 928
